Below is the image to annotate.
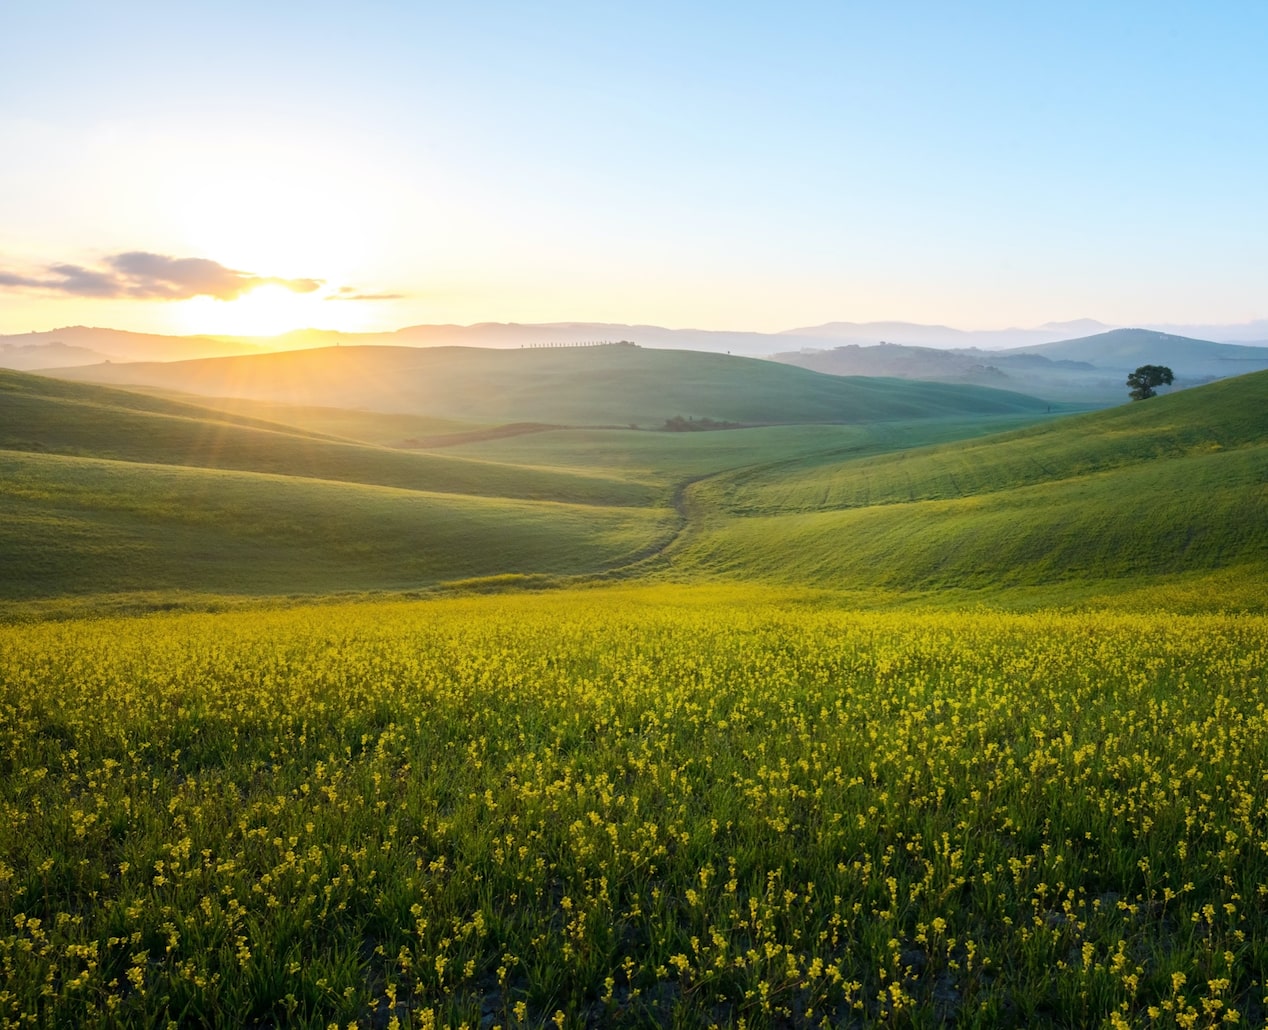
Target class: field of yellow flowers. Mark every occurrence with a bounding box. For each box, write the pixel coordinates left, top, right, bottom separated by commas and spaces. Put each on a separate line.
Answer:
2, 585, 1266, 1028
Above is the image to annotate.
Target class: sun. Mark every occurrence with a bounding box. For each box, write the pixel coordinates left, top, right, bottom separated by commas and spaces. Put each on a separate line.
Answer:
176, 284, 327, 337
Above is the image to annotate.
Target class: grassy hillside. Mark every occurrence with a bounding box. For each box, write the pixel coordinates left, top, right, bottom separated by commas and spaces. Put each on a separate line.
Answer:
4, 363, 1264, 609
681, 446, 1267, 589
671, 371, 1268, 592
0, 369, 656, 507
133, 393, 491, 446
1004, 327, 1268, 375
702, 369, 1268, 516
0, 450, 672, 600
1, 367, 1063, 608
45, 344, 1052, 426
443, 416, 1054, 485
771, 342, 1129, 404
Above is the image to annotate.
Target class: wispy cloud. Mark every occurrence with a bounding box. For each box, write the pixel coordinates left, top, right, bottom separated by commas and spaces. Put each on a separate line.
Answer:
0, 252, 323, 301
326, 285, 406, 302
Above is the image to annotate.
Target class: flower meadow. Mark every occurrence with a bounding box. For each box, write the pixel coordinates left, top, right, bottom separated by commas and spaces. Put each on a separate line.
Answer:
1, 586, 1267, 1028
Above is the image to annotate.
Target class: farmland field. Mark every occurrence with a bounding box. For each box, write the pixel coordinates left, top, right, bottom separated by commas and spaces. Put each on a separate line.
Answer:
3, 359, 1268, 1027
3, 586, 1268, 1028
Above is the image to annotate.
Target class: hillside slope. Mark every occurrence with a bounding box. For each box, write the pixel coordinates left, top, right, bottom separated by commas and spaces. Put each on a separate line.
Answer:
0, 325, 260, 367
1002, 328, 1268, 376
0, 450, 671, 601
770, 342, 1121, 403
42, 344, 1052, 426
0, 370, 654, 507
772, 329, 1268, 404
673, 371, 1268, 591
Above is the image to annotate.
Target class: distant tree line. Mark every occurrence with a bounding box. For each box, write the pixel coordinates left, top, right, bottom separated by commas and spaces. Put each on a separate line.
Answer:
661, 415, 743, 432
521, 340, 639, 348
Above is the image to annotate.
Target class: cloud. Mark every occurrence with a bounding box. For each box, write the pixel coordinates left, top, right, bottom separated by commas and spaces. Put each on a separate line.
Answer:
326, 285, 406, 302
0, 252, 324, 301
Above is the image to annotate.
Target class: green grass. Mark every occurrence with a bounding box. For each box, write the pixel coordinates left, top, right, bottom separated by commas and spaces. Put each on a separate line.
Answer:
0, 369, 657, 508
47, 343, 1054, 426
668, 371, 1268, 594
128, 390, 493, 446
0, 450, 672, 599
5, 346, 1268, 1030
0, 365, 1066, 609
677, 447, 1268, 591
3, 588, 1267, 1026
3, 363, 1266, 611
441, 415, 1054, 486
698, 370, 1268, 517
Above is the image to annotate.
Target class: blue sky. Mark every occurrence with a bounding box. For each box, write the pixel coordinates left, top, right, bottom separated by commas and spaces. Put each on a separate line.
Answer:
1, 1, 1265, 335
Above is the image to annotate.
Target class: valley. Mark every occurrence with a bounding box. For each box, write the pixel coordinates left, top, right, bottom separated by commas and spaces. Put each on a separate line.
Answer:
2, 342, 1266, 1027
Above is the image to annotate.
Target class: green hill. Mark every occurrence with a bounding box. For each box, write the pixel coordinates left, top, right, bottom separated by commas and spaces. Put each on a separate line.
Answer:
0, 369, 655, 507
0, 450, 672, 602
1004, 327, 1268, 376
126, 393, 492, 447
5, 361, 1264, 610
1, 365, 1060, 608
671, 370, 1268, 593
0, 368, 670, 604
44, 344, 1052, 426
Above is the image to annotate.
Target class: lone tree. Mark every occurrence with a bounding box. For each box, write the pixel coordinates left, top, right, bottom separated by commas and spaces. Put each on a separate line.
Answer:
1126, 364, 1174, 401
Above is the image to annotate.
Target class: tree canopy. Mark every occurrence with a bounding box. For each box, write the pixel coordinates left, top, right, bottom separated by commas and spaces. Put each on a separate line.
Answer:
1127, 364, 1174, 401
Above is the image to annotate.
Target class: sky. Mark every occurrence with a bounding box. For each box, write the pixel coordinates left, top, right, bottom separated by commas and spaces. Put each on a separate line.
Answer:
1, 1, 1266, 337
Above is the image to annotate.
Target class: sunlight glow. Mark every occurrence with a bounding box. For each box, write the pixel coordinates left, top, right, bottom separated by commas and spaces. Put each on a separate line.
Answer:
178, 284, 331, 337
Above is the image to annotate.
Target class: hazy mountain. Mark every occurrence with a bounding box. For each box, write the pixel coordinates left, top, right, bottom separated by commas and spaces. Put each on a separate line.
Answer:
781, 318, 1268, 350
227, 321, 806, 357
39, 343, 1049, 426
267, 318, 1268, 354
1142, 319, 1268, 345
998, 328, 1268, 375
771, 342, 1121, 403
0, 340, 110, 370
773, 328, 1268, 404
1, 326, 262, 368
771, 342, 1018, 384
778, 320, 1117, 349
15, 319, 1268, 370
388, 322, 801, 357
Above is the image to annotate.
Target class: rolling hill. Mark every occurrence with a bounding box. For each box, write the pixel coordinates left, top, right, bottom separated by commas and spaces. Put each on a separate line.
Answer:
769, 341, 1116, 402
4, 358, 1265, 611
773, 328, 1268, 404
670, 369, 1268, 596
41, 344, 1053, 426
1000, 327, 1268, 375
0, 359, 1061, 608
0, 370, 655, 506
0, 449, 672, 601
0, 325, 261, 367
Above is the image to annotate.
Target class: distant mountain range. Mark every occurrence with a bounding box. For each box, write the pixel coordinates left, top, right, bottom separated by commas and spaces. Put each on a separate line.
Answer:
771, 329, 1268, 404
779, 318, 1268, 349
778, 319, 1116, 350
0, 326, 261, 369
6, 320, 1268, 406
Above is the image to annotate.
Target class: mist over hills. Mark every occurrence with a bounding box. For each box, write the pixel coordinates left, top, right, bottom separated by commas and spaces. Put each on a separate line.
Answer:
0, 326, 261, 368
9, 320, 1268, 409
41, 344, 1051, 427
5, 317, 1268, 371
778, 319, 1116, 349
1002, 327, 1268, 371
773, 328, 1268, 404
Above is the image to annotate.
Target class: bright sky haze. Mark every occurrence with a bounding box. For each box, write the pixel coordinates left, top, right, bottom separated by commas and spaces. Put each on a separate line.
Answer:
2, 1, 1266, 336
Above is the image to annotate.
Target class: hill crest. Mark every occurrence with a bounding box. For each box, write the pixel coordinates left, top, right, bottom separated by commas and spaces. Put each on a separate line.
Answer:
38, 343, 1051, 427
